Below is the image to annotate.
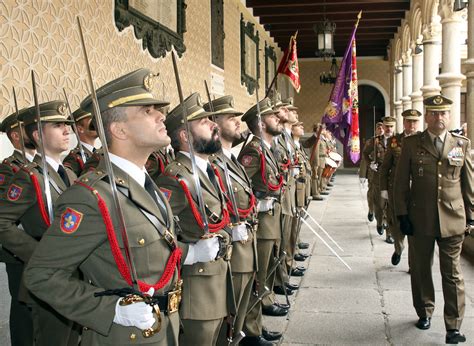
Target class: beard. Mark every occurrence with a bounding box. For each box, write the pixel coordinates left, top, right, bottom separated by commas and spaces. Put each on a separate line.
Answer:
266, 123, 282, 136
193, 127, 222, 154
24, 137, 36, 150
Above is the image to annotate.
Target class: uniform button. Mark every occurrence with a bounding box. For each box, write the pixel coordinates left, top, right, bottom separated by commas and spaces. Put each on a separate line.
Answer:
198, 268, 204, 273
138, 238, 145, 246
438, 161, 442, 166
130, 333, 136, 340
438, 186, 442, 190
83, 327, 89, 331
438, 174, 442, 178
438, 199, 441, 202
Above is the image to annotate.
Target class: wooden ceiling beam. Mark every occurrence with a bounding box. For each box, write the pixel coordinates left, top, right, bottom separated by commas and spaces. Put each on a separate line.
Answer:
247, 0, 409, 7
260, 11, 405, 24
253, 3, 409, 16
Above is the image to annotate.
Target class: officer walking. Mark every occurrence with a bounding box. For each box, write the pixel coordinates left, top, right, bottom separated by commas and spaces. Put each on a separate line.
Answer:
394, 95, 473, 344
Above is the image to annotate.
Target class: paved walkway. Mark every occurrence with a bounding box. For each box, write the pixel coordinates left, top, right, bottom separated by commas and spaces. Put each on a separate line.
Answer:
0, 170, 473, 345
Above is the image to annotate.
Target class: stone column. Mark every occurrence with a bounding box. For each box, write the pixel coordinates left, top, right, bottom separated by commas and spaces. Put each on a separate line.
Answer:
410, 41, 424, 128
420, 22, 442, 108
437, 0, 466, 129
463, 0, 474, 142
401, 53, 413, 111
394, 64, 403, 132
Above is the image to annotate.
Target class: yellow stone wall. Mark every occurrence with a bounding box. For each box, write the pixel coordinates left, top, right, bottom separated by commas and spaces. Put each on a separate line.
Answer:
0, 0, 286, 158
294, 58, 390, 128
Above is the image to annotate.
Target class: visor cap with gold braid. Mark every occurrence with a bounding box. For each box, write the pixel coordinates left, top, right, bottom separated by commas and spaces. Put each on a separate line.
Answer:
241, 97, 278, 123
0, 107, 29, 133
72, 108, 92, 122
203, 95, 243, 116
165, 92, 215, 134
20, 100, 74, 125
282, 97, 298, 110
401, 109, 421, 120
381, 116, 397, 126
424, 94, 452, 111
80, 68, 169, 113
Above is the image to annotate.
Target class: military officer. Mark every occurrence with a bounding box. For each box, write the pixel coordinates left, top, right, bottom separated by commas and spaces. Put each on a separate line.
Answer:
63, 107, 98, 176
147, 146, 175, 181
0, 110, 35, 346
156, 92, 232, 346
205, 96, 279, 344
379, 109, 420, 266
302, 123, 324, 201
363, 116, 395, 241
25, 69, 220, 345
0, 100, 78, 346
394, 95, 473, 344
238, 98, 287, 345
359, 122, 384, 222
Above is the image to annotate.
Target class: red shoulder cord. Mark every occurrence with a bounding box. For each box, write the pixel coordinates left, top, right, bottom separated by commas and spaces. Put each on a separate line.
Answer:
76, 181, 181, 293
258, 151, 284, 191
156, 154, 165, 174
22, 167, 50, 227
168, 175, 230, 232
212, 166, 256, 219
281, 158, 291, 170
74, 154, 85, 170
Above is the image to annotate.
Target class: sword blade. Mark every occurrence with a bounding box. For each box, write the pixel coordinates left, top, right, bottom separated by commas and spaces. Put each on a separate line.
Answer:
12, 87, 27, 162
62, 88, 87, 164
301, 208, 344, 252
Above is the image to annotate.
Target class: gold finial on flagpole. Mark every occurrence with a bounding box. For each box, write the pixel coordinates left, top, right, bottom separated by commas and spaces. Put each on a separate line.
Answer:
355, 11, 362, 28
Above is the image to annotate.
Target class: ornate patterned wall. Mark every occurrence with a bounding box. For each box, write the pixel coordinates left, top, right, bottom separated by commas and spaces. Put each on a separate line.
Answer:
0, 0, 285, 158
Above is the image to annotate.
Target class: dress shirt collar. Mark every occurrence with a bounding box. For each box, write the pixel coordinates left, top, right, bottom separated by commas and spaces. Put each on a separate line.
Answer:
14, 149, 35, 162
81, 142, 95, 153
109, 153, 147, 187
427, 130, 447, 143
222, 148, 232, 160
179, 151, 209, 174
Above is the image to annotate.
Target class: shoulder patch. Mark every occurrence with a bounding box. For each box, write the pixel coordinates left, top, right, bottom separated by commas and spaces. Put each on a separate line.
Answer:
241, 155, 254, 166
0, 174, 5, 185
7, 184, 23, 201
159, 187, 172, 201
60, 208, 83, 234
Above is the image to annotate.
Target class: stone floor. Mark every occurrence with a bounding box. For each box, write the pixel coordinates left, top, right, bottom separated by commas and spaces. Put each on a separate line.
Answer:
0, 169, 473, 345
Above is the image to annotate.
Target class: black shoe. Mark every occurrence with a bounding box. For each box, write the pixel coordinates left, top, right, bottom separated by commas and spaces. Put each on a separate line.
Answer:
313, 196, 324, 201
376, 225, 384, 235
415, 317, 431, 330
285, 282, 299, 290
241, 335, 274, 345
446, 330, 466, 344
295, 265, 306, 272
327, 182, 334, 187
391, 252, 401, 266
262, 303, 288, 316
290, 268, 305, 277
320, 191, 330, 195
294, 253, 307, 262
298, 242, 309, 250
275, 302, 290, 309
368, 212, 374, 222
273, 286, 294, 296
262, 329, 282, 341
385, 236, 394, 244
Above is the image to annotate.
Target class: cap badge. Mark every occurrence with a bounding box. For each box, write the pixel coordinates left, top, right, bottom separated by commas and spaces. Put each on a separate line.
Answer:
143, 73, 158, 92
57, 103, 67, 116
433, 96, 442, 105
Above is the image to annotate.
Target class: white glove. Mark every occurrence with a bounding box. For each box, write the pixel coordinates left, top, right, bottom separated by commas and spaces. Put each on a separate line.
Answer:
381, 190, 389, 200
359, 178, 366, 185
369, 162, 378, 172
232, 223, 249, 242
184, 236, 220, 265
113, 288, 155, 330
257, 198, 275, 213
292, 167, 300, 177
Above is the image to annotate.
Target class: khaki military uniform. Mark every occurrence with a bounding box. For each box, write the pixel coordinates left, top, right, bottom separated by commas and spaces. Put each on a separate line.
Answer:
0, 156, 78, 346
25, 161, 184, 345
210, 150, 258, 343
317, 136, 330, 193
63, 144, 94, 177
363, 135, 389, 230
380, 133, 409, 255
302, 134, 323, 198
157, 152, 231, 346
359, 140, 375, 214
0, 150, 34, 345
394, 130, 474, 330
147, 148, 175, 182
238, 137, 283, 338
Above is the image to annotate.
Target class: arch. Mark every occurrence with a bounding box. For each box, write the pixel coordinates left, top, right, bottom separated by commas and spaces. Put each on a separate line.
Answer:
422, 0, 440, 25
401, 21, 412, 57
410, 4, 423, 45
394, 37, 402, 65
358, 79, 390, 117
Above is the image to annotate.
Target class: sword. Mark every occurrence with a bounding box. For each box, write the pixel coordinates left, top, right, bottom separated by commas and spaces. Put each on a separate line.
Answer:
63, 88, 87, 165
301, 208, 344, 252
171, 51, 209, 234
31, 72, 54, 223
299, 216, 352, 270
12, 87, 26, 162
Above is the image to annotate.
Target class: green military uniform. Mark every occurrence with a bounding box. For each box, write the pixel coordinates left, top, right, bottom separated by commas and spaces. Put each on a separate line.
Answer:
0, 112, 34, 346
156, 93, 232, 346
63, 108, 95, 176
0, 101, 78, 346
205, 96, 259, 343
25, 68, 184, 345
238, 98, 283, 338
394, 95, 474, 332
380, 110, 421, 259
317, 135, 329, 193
359, 139, 375, 215
147, 148, 174, 182
302, 130, 323, 199
363, 117, 396, 235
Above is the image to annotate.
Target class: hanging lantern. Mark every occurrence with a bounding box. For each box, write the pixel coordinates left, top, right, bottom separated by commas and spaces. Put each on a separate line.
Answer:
314, 18, 336, 58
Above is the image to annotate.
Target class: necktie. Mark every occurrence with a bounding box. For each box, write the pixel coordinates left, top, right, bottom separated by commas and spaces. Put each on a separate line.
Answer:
206, 164, 220, 192
57, 165, 70, 187
144, 174, 167, 215
434, 136, 443, 156
231, 154, 239, 166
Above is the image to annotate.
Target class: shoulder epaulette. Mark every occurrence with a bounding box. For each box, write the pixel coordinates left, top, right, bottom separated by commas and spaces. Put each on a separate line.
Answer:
76, 169, 108, 188
164, 160, 186, 177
